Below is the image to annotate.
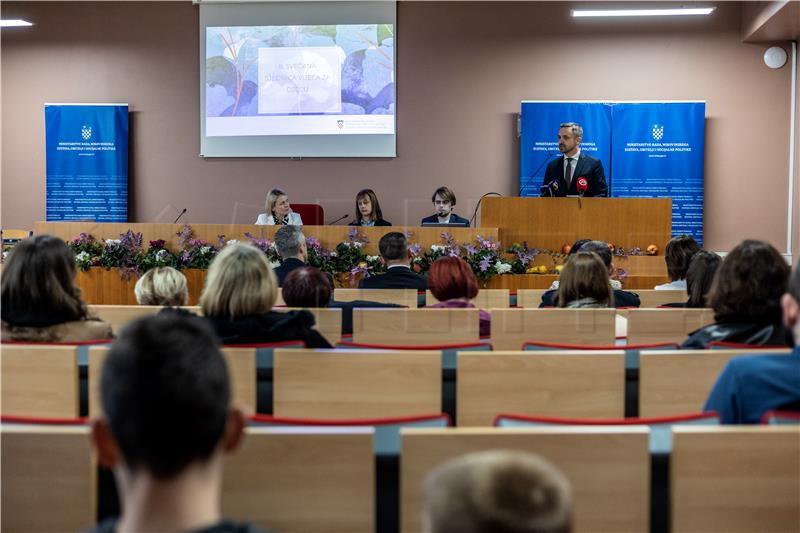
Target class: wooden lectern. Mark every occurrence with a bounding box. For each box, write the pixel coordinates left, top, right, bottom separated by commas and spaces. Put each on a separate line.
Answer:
480, 197, 672, 251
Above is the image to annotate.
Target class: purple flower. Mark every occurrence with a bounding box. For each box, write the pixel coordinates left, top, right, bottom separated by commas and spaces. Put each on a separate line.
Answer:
348, 227, 359, 238
464, 244, 478, 256
479, 257, 492, 272
217, 234, 226, 247
408, 243, 422, 256
149, 239, 166, 249
177, 224, 193, 249
181, 250, 191, 263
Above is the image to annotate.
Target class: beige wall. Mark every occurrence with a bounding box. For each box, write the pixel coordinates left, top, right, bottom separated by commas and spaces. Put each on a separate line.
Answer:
1, 1, 795, 253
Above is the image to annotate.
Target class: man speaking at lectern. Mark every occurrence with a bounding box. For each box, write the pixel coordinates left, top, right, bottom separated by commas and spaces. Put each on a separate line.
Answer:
541, 122, 608, 197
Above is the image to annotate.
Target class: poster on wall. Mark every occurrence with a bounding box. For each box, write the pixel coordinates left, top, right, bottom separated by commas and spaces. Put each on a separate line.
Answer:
519, 101, 612, 197
610, 101, 706, 246
45, 103, 129, 222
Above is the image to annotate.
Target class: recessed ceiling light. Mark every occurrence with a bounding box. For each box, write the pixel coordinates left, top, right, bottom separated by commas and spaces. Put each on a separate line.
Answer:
572, 7, 715, 18
0, 19, 33, 27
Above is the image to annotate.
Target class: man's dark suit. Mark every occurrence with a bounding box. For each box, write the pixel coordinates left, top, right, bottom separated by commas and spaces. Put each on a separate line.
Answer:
358, 265, 427, 290
274, 257, 334, 288
420, 213, 470, 226
542, 152, 608, 197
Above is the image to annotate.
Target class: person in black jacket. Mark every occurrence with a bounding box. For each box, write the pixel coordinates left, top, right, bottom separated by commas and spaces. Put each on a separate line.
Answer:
539, 240, 640, 308
349, 188, 392, 227
420, 186, 470, 226
200, 242, 331, 348
272, 225, 308, 286
282, 267, 402, 335
682, 240, 793, 349
359, 232, 427, 290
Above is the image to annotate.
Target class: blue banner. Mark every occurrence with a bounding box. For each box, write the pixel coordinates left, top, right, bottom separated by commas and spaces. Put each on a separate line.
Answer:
45, 104, 129, 222
610, 102, 705, 246
519, 101, 612, 196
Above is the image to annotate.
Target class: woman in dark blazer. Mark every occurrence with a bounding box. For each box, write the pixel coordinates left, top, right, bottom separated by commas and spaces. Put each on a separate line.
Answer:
349, 189, 392, 227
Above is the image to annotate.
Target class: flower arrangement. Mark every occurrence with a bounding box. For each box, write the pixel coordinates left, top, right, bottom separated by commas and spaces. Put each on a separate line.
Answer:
62, 225, 650, 285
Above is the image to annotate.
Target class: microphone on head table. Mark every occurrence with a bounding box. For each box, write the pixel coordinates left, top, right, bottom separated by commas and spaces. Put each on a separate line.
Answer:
520, 151, 558, 197
469, 192, 503, 228
173, 208, 187, 224
327, 213, 349, 225
576, 177, 589, 196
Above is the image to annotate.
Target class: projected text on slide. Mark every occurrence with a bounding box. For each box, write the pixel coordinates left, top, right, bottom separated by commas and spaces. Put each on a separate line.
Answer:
206, 24, 394, 137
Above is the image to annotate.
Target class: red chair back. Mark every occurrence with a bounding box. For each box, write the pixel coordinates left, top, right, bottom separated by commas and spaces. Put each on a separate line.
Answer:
291, 204, 325, 225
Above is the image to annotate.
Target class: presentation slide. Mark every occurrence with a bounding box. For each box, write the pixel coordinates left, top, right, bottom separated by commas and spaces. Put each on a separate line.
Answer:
205, 24, 395, 137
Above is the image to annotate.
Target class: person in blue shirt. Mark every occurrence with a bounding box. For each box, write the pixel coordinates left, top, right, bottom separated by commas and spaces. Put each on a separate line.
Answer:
704, 263, 800, 424
421, 186, 470, 226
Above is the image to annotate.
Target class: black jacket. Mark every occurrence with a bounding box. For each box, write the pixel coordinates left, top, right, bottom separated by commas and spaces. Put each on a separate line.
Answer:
420, 213, 470, 226
273, 257, 306, 286
539, 289, 641, 308
328, 300, 404, 334
358, 266, 427, 290
204, 310, 332, 348
681, 321, 793, 349
542, 152, 608, 197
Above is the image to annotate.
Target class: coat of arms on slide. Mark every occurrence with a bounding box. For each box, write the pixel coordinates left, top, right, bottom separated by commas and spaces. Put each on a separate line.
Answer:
337, 120, 344, 130
81, 125, 93, 140
651, 124, 664, 141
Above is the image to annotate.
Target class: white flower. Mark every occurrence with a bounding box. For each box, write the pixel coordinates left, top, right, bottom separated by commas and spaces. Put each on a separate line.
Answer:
75, 251, 90, 261
155, 249, 168, 260
200, 246, 211, 254
353, 241, 364, 248
494, 262, 512, 274
367, 255, 380, 262
226, 239, 238, 246
270, 261, 281, 269
2, 251, 8, 260
330, 251, 338, 257
105, 239, 121, 245
430, 244, 445, 253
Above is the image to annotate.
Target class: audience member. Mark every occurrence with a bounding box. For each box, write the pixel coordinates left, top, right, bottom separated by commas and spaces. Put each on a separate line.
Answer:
420, 186, 470, 226
682, 240, 792, 348
423, 450, 573, 533
134, 267, 189, 306
350, 188, 392, 226
282, 267, 402, 334
554, 252, 613, 308
200, 242, 331, 347
662, 251, 722, 308
654, 235, 701, 290
1, 235, 113, 342
358, 232, 427, 290
703, 262, 800, 423
272, 225, 308, 285
546, 238, 591, 291
255, 188, 303, 225
89, 314, 265, 533
427, 256, 490, 336
540, 241, 639, 308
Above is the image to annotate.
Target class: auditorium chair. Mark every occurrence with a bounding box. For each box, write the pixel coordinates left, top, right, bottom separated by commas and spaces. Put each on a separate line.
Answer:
221, 426, 374, 532
456, 350, 626, 426
1, 344, 81, 418
625, 308, 715, 345
634, 289, 688, 308
671, 426, 800, 532
494, 411, 720, 453
639, 348, 791, 417
272, 349, 441, 419
333, 288, 419, 308
401, 426, 650, 533
522, 340, 678, 369
425, 288, 510, 308
281, 307, 342, 344
490, 308, 616, 350
288, 203, 324, 225
1, 420, 95, 532
351, 308, 481, 345
515, 288, 548, 308
762, 410, 800, 425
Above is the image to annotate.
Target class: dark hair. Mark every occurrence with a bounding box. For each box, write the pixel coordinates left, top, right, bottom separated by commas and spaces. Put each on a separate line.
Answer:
554, 252, 613, 307
577, 240, 612, 269
0, 235, 88, 326
432, 186, 456, 206
685, 251, 722, 308
424, 450, 573, 533
428, 257, 478, 302
378, 232, 408, 261
101, 314, 230, 480
664, 235, 701, 281
355, 189, 384, 224
568, 239, 591, 256
282, 267, 333, 307
707, 240, 789, 323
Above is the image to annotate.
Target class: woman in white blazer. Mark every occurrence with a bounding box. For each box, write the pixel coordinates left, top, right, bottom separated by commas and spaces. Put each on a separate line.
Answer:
255, 188, 303, 225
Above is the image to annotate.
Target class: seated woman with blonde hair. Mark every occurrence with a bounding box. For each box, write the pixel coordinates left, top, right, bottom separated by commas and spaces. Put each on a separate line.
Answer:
200, 242, 330, 347
255, 188, 303, 225
1, 235, 113, 342
554, 252, 614, 308
134, 267, 189, 307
